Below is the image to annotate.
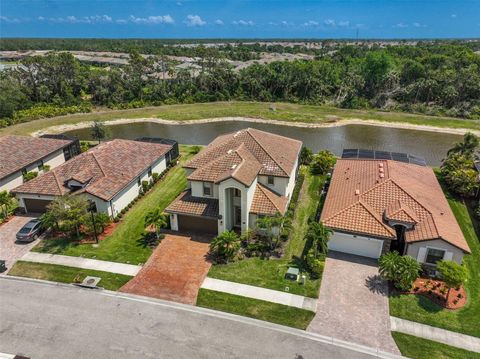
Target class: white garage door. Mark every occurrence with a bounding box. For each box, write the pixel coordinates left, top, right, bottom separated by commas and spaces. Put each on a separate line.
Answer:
328, 232, 384, 259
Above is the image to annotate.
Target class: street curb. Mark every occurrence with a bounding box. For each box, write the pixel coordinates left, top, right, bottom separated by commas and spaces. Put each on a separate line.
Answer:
1, 275, 405, 358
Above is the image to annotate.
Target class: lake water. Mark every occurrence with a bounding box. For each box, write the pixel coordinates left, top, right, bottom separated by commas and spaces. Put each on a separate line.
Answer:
63, 121, 462, 166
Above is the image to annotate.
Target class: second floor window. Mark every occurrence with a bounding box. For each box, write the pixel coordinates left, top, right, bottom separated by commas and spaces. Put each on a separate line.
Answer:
267, 176, 275, 185
203, 182, 213, 196
148, 167, 152, 177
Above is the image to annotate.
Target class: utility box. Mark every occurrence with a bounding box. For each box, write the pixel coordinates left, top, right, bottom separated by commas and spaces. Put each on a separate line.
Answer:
285, 267, 300, 281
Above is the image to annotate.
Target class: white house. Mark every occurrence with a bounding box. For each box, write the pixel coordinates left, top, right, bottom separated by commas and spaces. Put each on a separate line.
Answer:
165, 128, 302, 235
0, 135, 79, 192
12, 139, 174, 216
320, 158, 471, 266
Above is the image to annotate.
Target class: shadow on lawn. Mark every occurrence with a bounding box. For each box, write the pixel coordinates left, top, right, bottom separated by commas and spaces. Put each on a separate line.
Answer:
136, 232, 161, 249
36, 236, 79, 253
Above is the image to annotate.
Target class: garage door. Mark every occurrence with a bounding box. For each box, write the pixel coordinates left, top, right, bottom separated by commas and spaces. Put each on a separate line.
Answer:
177, 215, 218, 235
23, 198, 52, 214
328, 232, 384, 259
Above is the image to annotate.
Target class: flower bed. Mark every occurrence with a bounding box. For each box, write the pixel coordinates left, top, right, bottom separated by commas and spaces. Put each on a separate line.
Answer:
409, 277, 467, 310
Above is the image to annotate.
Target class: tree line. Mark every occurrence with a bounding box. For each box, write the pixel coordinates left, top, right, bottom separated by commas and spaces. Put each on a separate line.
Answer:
1, 42, 479, 126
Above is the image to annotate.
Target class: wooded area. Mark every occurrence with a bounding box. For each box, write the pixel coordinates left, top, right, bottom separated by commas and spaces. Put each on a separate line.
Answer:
1, 40, 479, 127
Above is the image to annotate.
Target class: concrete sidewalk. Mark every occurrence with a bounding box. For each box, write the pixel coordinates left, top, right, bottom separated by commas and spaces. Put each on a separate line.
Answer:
391, 317, 480, 353
21, 252, 141, 276
201, 277, 317, 312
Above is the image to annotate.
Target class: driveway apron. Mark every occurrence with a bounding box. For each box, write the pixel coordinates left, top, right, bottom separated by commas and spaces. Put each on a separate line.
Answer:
307, 251, 400, 355
120, 234, 212, 305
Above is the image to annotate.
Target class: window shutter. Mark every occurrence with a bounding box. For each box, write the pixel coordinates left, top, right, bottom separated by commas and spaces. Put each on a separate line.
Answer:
417, 247, 427, 263
444, 251, 454, 261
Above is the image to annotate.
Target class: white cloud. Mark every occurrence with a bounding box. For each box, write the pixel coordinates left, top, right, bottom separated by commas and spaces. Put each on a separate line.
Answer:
303, 20, 319, 27
451, 14, 457, 18
176, 1, 183, 5
128, 15, 174, 24
116, 19, 128, 24
185, 14, 206, 26
0, 16, 21, 23
232, 20, 254, 26
413, 22, 427, 28
214, 19, 224, 25
338, 20, 350, 27
37, 16, 45, 21
41, 15, 112, 24
324, 19, 336, 26
393, 22, 408, 28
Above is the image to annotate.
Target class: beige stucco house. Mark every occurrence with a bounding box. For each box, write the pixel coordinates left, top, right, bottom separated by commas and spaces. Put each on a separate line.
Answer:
320, 158, 471, 267
165, 128, 302, 235
0, 135, 79, 192
12, 139, 174, 216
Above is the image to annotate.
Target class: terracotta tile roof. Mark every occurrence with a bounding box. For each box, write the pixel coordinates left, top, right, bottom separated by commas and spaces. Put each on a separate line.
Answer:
188, 143, 263, 186
0, 135, 73, 180
165, 190, 219, 218
184, 128, 302, 180
12, 139, 172, 201
250, 183, 289, 216
321, 159, 470, 253
384, 199, 419, 224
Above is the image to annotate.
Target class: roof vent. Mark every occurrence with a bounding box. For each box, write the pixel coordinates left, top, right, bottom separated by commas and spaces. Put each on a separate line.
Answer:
379, 168, 384, 173
379, 173, 385, 178
227, 149, 233, 154
379, 163, 384, 168
355, 189, 360, 195
231, 164, 237, 169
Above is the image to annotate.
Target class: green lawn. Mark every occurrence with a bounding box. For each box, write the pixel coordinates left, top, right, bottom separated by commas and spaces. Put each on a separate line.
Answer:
32, 145, 196, 265
389, 186, 480, 337
1, 101, 478, 136
196, 288, 315, 330
207, 170, 324, 298
392, 332, 480, 359
8, 261, 133, 291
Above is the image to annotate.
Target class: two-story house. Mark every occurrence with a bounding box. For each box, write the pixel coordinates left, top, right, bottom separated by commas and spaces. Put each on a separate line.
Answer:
165, 128, 302, 235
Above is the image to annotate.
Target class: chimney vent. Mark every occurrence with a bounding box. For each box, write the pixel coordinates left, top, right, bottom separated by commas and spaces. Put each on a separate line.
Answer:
355, 189, 360, 195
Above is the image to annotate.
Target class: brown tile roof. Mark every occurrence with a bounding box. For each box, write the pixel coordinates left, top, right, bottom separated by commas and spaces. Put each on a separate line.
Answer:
250, 183, 289, 216
165, 190, 219, 218
0, 135, 73, 180
321, 159, 470, 253
12, 139, 172, 201
184, 128, 302, 181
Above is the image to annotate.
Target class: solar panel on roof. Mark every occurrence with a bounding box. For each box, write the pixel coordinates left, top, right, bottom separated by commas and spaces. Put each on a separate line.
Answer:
341, 148, 426, 166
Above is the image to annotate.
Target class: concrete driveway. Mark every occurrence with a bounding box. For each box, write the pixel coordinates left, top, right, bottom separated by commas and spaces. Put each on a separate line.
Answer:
307, 251, 400, 355
120, 233, 212, 305
0, 215, 40, 274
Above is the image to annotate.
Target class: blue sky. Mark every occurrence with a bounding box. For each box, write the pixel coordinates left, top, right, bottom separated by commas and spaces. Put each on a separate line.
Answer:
0, 0, 479, 39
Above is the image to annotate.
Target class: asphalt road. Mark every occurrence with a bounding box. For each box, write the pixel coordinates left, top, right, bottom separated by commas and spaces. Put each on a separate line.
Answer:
0, 278, 391, 359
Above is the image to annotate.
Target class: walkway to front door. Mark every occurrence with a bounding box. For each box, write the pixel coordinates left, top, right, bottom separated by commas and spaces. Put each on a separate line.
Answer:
120, 234, 212, 305
307, 251, 400, 355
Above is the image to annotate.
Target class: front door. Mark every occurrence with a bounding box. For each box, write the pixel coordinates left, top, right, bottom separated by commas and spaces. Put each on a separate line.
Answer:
234, 206, 242, 227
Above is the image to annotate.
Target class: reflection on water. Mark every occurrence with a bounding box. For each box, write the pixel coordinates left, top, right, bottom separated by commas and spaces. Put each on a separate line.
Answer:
64, 121, 461, 166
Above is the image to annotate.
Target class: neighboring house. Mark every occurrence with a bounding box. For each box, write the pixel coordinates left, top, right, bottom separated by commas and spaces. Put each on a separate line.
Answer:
0, 135, 79, 192
12, 139, 174, 216
320, 159, 471, 267
165, 128, 302, 234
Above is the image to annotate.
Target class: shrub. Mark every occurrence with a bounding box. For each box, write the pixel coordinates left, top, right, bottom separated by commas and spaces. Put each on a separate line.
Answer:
152, 172, 160, 183
305, 249, 325, 278
310, 150, 336, 176
22, 171, 38, 182
141, 180, 150, 194
210, 231, 241, 263
437, 260, 468, 298
379, 251, 421, 291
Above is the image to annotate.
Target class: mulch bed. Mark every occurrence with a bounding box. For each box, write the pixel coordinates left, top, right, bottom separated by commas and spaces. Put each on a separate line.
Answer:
78, 222, 119, 244
407, 277, 467, 310
0, 215, 13, 228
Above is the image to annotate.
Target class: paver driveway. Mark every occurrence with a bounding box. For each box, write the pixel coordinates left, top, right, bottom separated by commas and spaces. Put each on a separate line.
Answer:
120, 233, 212, 305
307, 251, 400, 355
0, 215, 40, 274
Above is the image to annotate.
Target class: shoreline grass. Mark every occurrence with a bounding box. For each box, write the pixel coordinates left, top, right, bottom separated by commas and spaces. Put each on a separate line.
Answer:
1, 101, 478, 136
196, 288, 315, 330
8, 261, 133, 291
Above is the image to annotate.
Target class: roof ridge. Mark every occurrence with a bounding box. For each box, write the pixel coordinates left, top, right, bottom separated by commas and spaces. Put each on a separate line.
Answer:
359, 200, 396, 236
52, 171, 64, 194
91, 152, 107, 177
246, 129, 289, 177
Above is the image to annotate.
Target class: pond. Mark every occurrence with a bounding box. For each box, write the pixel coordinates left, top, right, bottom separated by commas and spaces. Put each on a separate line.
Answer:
64, 121, 462, 166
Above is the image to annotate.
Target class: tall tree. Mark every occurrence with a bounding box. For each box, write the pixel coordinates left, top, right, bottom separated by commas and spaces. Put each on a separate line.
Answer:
90, 121, 110, 144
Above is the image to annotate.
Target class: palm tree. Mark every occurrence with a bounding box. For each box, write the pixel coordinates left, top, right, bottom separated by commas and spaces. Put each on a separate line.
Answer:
378, 251, 401, 282
447, 132, 479, 156
210, 230, 241, 263
256, 212, 284, 250
306, 222, 332, 256
144, 209, 169, 239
